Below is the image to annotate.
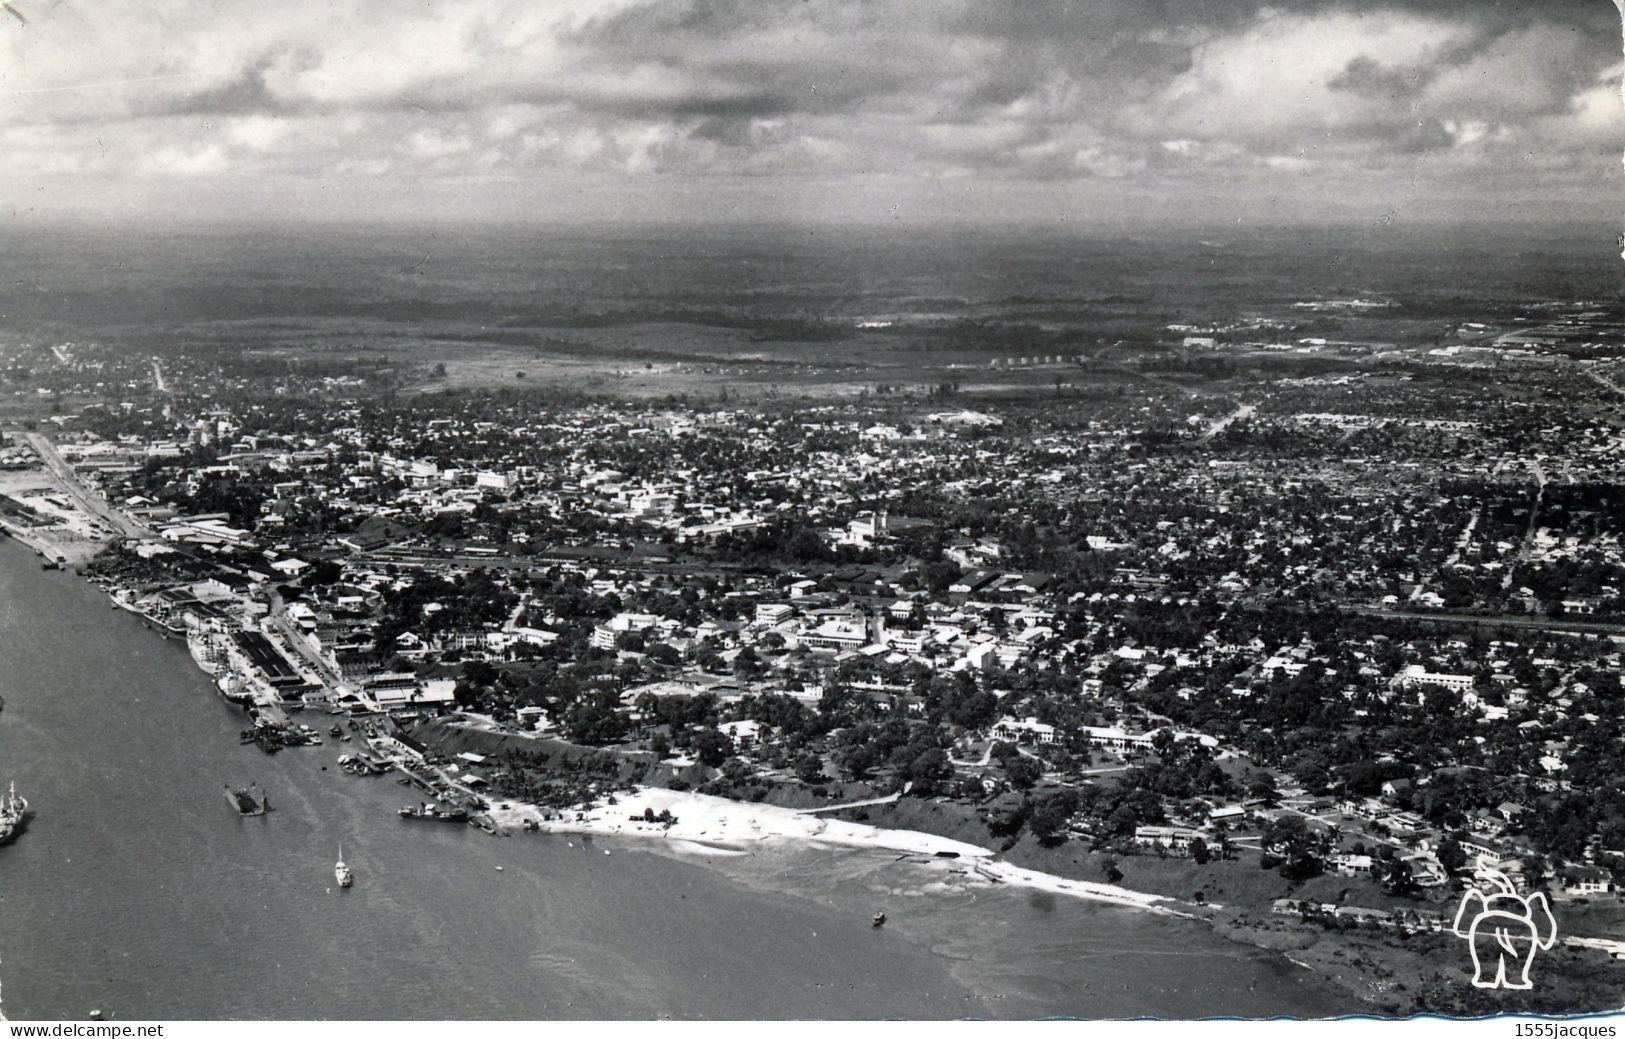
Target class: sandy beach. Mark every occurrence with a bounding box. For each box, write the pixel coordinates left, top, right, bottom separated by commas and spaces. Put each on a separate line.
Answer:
484, 786, 1183, 916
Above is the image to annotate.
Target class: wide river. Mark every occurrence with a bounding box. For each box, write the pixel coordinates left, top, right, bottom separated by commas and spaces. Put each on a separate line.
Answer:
0, 539, 1351, 1019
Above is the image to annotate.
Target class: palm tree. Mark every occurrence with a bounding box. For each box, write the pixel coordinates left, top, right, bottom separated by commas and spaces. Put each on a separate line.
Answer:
1322, 824, 1343, 856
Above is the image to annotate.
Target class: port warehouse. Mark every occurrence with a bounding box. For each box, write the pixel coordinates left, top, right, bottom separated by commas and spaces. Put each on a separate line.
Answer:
231, 631, 302, 688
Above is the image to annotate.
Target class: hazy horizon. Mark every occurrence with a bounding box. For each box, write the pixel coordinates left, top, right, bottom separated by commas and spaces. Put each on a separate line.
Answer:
5, 212, 1622, 237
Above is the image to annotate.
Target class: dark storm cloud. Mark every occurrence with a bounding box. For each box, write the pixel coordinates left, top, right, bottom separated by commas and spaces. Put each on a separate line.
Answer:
555, 1, 946, 117
557, 0, 1620, 159
130, 58, 299, 119
1328, 56, 1437, 101
1388, 117, 1459, 154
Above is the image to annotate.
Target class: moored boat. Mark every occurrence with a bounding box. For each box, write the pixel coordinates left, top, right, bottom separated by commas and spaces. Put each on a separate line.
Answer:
398, 802, 469, 823
216, 674, 255, 707
337, 753, 391, 776
187, 630, 223, 676
334, 846, 353, 888
224, 782, 272, 816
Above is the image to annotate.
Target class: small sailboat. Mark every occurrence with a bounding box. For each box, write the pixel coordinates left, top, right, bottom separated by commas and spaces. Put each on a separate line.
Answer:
334, 845, 353, 888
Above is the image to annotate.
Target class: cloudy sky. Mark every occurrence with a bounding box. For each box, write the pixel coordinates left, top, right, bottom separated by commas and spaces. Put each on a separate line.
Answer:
1, 0, 1620, 226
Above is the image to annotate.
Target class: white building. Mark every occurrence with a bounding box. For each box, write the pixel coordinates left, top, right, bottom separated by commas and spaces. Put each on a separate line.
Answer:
754, 603, 794, 626
1397, 665, 1476, 695
992, 716, 1058, 745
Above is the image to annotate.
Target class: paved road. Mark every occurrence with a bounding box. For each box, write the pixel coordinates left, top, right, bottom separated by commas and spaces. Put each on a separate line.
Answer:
1417, 510, 1481, 603
1502, 468, 1546, 590
949, 744, 994, 768
797, 792, 901, 815
1199, 402, 1257, 442
23, 433, 152, 541
1273, 803, 1406, 852
1348, 605, 1625, 637
266, 613, 343, 689
1586, 369, 1625, 398
1441, 512, 1479, 569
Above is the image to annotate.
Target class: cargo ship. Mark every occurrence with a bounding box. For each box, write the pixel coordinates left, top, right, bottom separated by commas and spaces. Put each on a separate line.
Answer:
0, 783, 29, 845
188, 629, 224, 676
399, 802, 469, 823
215, 673, 255, 707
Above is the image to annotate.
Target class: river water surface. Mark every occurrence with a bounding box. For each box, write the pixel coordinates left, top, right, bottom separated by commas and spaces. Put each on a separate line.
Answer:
0, 539, 1350, 1019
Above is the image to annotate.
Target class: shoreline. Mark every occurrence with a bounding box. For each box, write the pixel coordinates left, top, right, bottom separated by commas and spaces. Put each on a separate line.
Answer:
0, 538, 1364, 1022
483, 786, 1187, 917
6, 541, 1482, 1016
77, 543, 1194, 925
13, 537, 1203, 929
6, 537, 1397, 1017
